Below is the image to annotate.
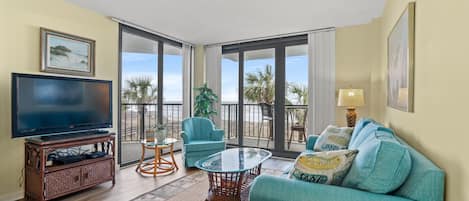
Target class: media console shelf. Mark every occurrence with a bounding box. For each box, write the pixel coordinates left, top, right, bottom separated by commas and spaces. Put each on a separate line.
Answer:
24, 133, 115, 201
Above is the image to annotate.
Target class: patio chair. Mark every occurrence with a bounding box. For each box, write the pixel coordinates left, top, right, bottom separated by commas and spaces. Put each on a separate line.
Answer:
287, 109, 307, 150
181, 117, 226, 167
257, 103, 274, 148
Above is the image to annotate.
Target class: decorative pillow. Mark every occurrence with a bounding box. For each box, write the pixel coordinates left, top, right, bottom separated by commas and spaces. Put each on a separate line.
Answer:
289, 149, 358, 185
314, 125, 353, 151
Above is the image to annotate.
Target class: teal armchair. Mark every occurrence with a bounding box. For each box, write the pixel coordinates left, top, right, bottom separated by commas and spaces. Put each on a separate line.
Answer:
181, 117, 226, 167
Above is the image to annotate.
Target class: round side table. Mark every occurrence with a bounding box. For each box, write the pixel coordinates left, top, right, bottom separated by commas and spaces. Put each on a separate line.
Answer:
136, 138, 179, 176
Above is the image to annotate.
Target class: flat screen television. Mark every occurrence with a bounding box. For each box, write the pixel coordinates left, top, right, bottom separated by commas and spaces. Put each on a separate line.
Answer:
12, 73, 112, 138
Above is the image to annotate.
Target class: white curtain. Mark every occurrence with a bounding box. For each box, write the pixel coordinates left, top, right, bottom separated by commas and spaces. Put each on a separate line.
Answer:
204, 45, 222, 127
308, 30, 336, 134
182, 44, 194, 119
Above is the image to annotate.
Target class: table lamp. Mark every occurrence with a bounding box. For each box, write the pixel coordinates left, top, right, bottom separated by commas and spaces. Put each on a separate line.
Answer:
337, 89, 365, 127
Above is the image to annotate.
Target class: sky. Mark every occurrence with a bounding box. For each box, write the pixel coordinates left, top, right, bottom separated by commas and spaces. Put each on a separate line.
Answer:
122, 52, 182, 103
122, 49, 308, 104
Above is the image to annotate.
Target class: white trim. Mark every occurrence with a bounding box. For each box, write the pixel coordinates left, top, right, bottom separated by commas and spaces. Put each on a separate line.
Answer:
205, 27, 335, 47
307, 30, 336, 134
111, 17, 195, 46
204, 45, 222, 126
0, 190, 23, 201
182, 45, 194, 118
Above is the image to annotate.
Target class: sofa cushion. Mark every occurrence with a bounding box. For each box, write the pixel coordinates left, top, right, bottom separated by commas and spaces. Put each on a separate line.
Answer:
184, 140, 225, 152
289, 149, 358, 185
342, 127, 412, 194
349, 118, 374, 146
314, 125, 353, 151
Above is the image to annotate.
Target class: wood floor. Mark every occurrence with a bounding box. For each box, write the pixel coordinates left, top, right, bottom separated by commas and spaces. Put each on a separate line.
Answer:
50, 152, 293, 201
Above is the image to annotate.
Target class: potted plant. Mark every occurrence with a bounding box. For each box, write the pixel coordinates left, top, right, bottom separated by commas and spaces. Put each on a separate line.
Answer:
194, 83, 219, 119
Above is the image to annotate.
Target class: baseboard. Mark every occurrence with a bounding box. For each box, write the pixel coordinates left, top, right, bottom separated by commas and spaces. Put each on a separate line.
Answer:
0, 190, 23, 201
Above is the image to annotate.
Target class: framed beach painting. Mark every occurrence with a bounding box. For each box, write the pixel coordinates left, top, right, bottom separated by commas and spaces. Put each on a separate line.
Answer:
40, 28, 95, 76
387, 2, 415, 112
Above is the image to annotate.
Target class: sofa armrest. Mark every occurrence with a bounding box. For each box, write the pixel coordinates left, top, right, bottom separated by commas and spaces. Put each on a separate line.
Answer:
210, 129, 224, 141
249, 175, 412, 201
305, 134, 320, 150
181, 131, 190, 144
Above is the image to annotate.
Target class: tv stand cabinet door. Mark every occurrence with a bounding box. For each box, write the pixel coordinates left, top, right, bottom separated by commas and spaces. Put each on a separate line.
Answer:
44, 167, 81, 199
81, 159, 113, 186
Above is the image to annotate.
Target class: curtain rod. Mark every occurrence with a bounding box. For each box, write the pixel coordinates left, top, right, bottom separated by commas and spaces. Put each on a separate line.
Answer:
110, 17, 195, 47
205, 27, 335, 47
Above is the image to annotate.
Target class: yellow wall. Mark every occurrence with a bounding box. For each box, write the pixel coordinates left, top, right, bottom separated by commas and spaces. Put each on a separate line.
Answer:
0, 0, 118, 199
371, 0, 469, 200
335, 20, 381, 126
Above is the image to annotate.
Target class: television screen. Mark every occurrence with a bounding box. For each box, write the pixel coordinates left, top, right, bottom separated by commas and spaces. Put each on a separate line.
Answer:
12, 73, 112, 138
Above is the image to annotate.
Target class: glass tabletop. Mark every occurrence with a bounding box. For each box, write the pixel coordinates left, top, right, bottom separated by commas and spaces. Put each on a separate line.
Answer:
142, 138, 178, 147
195, 148, 272, 173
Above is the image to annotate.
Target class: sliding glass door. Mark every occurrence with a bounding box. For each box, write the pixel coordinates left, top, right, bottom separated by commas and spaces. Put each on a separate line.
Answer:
243, 48, 276, 149
221, 35, 308, 157
119, 25, 186, 166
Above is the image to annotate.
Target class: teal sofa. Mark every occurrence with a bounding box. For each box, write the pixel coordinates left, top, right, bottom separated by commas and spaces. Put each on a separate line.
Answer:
249, 118, 445, 201
181, 117, 226, 167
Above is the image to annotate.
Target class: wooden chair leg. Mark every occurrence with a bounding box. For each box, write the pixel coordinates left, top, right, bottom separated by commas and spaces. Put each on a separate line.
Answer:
302, 130, 307, 144
288, 129, 294, 150
257, 120, 264, 147
267, 121, 272, 148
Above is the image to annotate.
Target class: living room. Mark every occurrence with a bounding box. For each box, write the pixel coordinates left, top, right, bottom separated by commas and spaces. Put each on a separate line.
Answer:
0, 0, 467, 201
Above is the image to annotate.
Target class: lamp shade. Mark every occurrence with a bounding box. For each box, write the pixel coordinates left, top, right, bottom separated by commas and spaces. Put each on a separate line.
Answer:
337, 89, 365, 107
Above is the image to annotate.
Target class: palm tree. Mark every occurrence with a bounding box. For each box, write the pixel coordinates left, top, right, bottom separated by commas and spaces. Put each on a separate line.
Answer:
122, 76, 157, 140
122, 76, 157, 104
244, 65, 275, 104
288, 83, 308, 105
287, 83, 308, 126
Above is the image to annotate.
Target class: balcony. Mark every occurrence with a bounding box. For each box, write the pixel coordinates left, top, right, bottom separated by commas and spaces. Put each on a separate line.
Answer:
120, 103, 307, 165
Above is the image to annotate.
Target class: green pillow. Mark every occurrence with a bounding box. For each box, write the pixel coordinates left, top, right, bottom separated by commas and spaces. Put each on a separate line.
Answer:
314, 125, 353, 151
289, 149, 358, 185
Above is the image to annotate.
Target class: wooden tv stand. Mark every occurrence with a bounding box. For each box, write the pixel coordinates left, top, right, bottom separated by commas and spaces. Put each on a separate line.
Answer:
24, 133, 115, 201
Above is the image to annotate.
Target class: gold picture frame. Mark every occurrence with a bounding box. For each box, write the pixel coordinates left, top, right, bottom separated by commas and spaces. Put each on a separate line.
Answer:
387, 2, 415, 112
40, 28, 95, 77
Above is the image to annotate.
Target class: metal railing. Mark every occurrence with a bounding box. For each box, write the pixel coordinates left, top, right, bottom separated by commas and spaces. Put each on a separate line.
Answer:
120, 103, 308, 143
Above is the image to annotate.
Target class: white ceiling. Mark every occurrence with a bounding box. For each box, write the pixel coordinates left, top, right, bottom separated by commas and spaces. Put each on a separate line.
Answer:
67, 0, 385, 45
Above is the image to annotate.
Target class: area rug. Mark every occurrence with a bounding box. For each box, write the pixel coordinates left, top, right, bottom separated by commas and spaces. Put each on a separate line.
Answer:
131, 168, 285, 201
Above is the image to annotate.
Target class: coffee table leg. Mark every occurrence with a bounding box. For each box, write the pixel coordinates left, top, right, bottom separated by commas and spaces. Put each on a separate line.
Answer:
170, 144, 179, 170
154, 146, 160, 177
136, 144, 145, 172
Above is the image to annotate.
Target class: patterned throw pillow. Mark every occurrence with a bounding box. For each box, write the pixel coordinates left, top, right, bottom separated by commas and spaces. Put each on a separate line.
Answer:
314, 125, 353, 151
289, 149, 358, 185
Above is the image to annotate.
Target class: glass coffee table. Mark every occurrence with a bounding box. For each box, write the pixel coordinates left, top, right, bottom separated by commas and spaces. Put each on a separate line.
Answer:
195, 148, 272, 201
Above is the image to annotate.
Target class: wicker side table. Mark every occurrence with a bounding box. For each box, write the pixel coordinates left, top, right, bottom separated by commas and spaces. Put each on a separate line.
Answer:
136, 138, 179, 176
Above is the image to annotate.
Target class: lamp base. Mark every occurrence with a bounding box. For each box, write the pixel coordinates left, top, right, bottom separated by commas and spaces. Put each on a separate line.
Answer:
346, 108, 357, 127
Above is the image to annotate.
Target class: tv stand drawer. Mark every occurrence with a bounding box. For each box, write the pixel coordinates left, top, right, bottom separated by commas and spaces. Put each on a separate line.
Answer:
44, 167, 82, 199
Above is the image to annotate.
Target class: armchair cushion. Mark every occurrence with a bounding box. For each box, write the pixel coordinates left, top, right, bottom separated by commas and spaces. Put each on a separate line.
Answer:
184, 140, 225, 152
210, 129, 224, 141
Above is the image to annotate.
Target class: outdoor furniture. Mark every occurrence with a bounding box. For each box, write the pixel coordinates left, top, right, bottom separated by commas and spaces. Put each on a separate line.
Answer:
257, 103, 274, 148
181, 117, 226, 167
196, 148, 272, 201
136, 137, 179, 177
287, 109, 307, 149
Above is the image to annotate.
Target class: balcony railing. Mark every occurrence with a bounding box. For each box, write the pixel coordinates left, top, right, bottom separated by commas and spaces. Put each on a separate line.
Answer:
120, 103, 308, 143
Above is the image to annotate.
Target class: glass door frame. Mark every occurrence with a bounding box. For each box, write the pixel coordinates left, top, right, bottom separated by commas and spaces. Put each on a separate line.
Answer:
118, 24, 184, 166
222, 35, 308, 158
